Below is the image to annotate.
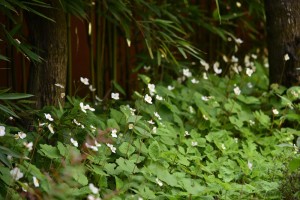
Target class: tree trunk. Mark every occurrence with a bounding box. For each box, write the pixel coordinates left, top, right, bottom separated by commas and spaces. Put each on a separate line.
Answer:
264, 0, 300, 87
27, 0, 67, 108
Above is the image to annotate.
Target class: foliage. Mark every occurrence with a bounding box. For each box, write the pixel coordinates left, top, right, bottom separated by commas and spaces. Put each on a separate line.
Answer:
0, 54, 299, 199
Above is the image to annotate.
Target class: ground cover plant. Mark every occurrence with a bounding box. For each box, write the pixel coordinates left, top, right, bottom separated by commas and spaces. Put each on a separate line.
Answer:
0, 52, 300, 199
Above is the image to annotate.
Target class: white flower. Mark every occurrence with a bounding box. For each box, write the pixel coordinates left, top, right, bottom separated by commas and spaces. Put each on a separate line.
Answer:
203, 72, 208, 80
10, 167, 24, 181
223, 55, 228, 63
61, 93, 65, 98
80, 77, 89, 85
84, 104, 95, 112
73, 119, 81, 126
85, 143, 98, 152
244, 55, 251, 67
184, 131, 189, 136
23, 142, 33, 151
152, 127, 157, 133
201, 96, 209, 101
144, 94, 152, 104
234, 138, 238, 143
246, 68, 254, 77
203, 114, 209, 120
44, 113, 54, 121
87, 194, 101, 200
272, 109, 279, 115
7, 155, 12, 160
251, 54, 257, 59
70, 138, 78, 147
148, 120, 155, 125
213, 62, 222, 74
191, 141, 198, 146
22, 183, 28, 192
89, 183, 100, 194
189, 106, 194, 113
156, 95, 163, 101
95, 95, 102, 102
111, 93, 119, 100
48, 124, 54, 134
94, 140, 101, 147
33, 176, 39, 187
167, 85, 175, 91
249, 120, 255, 126
106, 143, 116, 153
183, 68, 192, 77
247, 161, 253, 171
200, 60, 209, 71
128, 124, 134, 129
111, 129, 118, 138
126, 38, 131, 47
130, 107, 136, 115
54, 83, 64, 88
235, 38, 243, 44
144, 66, 151, 71
191, 78, 199, 84
90, 125, 97, 132
221, 143, 226, 150
233, 86, 241, 95
247, 82, 253, 88
284, 54, 290, 61
148, 84, 156, 95
236, 2, 241, 7
89, 85, 96, 92
138, 197, 143, 200
231, 55, 238, 63
155, 178, 163, 187
15, 132, 26, 139
154, 112, 162, 120
80, 102, 95, 113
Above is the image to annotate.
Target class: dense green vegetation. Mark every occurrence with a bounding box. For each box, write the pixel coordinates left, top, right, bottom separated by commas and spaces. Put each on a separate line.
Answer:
1, 56, 300, 199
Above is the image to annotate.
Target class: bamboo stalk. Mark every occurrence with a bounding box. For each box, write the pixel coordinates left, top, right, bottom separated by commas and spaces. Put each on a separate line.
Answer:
96, 1, 105, 98
89, 1, 95, 99
67, 14, 72, 96
113, 24, 117, 84
22, 56, 26, 92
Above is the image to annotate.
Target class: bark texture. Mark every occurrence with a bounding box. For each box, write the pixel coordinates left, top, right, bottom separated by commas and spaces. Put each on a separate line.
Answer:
265, 0, 300, 87
27, 0, 67, 108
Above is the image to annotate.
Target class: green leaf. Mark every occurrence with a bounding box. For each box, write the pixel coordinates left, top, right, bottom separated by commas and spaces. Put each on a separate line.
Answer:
0, 93, 33, 100
288, 158, 300, 172
115, 176, 124, 190
127, 115, 142, 123
116, 157, 137, 174
138, 74, 151, 85
229, 116, 244, 128
71, 168, 88, 186
57, 142, 67, 157
0, 104, 19, 118
119, 142, 135, 157
39, 144, 60, 159
110, 109, 125, 125
148, 141, 160, 161
237, 95, 260, 105
133, 126, 152, 138
112, 80, 126, 95
0, 166, 12, 185
253, 110, 270, 128
138, 185, 156, 199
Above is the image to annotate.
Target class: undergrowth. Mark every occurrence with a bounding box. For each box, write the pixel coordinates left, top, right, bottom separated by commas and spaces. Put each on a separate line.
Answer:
0, 55, 300, 199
